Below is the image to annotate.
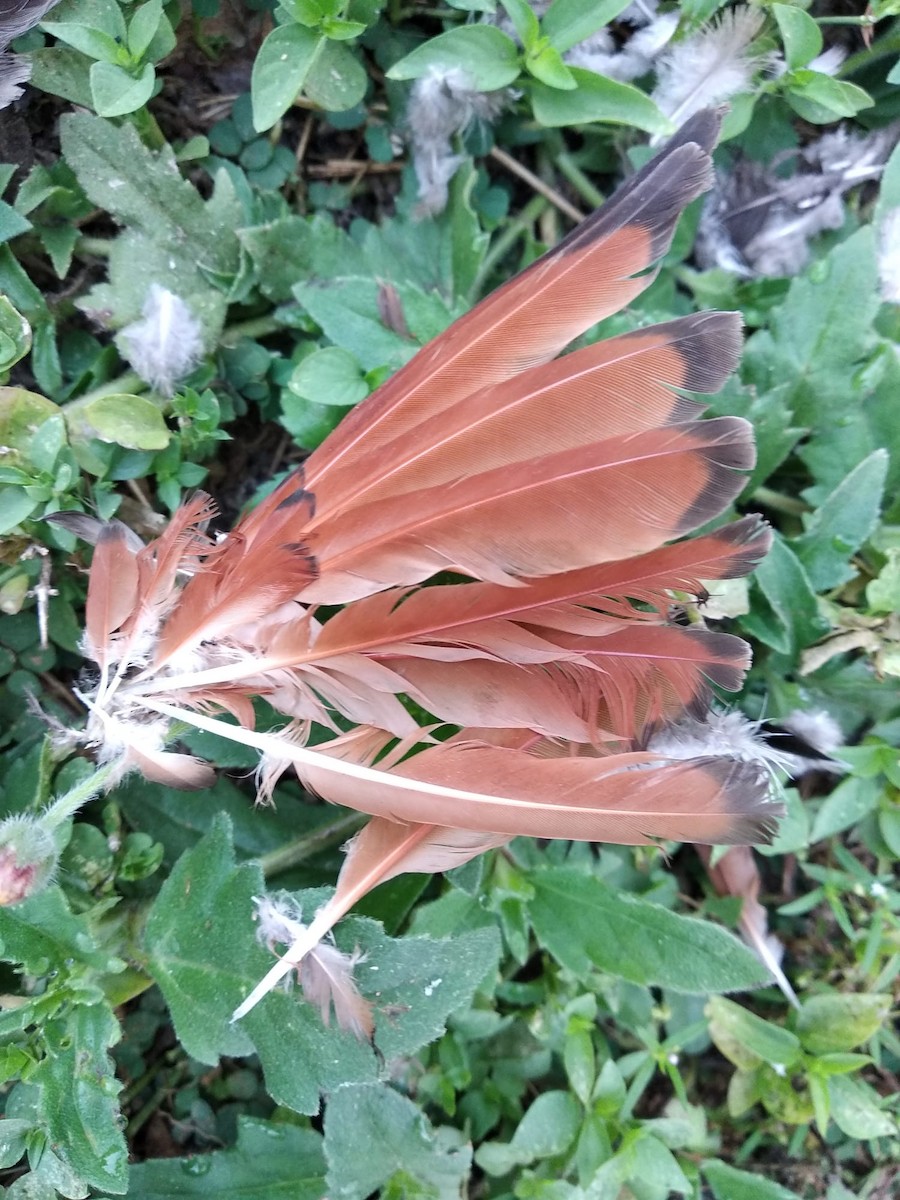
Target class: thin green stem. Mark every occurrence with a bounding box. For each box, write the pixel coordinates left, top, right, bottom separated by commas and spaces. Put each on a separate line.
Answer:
77, 237, 113, 258
555, 153, 606, 210
473, 194, 548, 297
220, 315, 284, 346
43, 761, 118, 831
258, 810, 366, 878
751, 485, 810, 517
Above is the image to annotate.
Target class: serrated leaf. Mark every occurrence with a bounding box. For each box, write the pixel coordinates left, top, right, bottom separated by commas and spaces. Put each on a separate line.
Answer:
528, 867, 772, 993
79, 394, 170, 449
744, 533, 828, 656
324, 1082, 472, 1200
531, 67, 669, 133
60, 114, 241, 341
95, 1117, 326, 1199
0, 886, 121, 976
793, 450, 888, 590
144, 817, 501, 1114
387, 25, 521, 90
34, 1005, 127, 1194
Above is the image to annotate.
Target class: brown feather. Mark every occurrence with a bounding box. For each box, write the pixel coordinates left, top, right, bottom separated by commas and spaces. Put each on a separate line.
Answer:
84, 525, 140, 668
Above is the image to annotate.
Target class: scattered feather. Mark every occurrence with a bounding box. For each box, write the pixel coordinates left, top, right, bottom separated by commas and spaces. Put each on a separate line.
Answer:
0, 0, 60, 108
254, 894, 374, 1039
567, 14, 678, 84
879, 207, 900, 303
407, 66, 506, 216
651, 7, 767, 131
119, 284, 204, 396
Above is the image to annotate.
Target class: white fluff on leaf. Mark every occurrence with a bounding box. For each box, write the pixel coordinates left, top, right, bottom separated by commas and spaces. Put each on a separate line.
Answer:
253, 894, 374, 1040
407, 66, 506, 216
652, 6, 767, 129
567, 14, 678, 83
120, 284, 203, 397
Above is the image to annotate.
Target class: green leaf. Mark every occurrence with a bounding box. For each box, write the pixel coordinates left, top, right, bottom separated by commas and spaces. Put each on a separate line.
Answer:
40, 21, 123, 63
531, 68, 670, 134
477, 1089, 582, 1175
60, 114, 241, 342
827, 1074, 897, 1139
144, 817, 500, 1114
0, 200, 32, 245
528, 867, 772, 993
79, 394, 171, 450
797, 993, 892, 1055
786, 71, 873, 123
34, 1005, 127, 1193
0, 885, 121, 976
288, 346, 369, 407
127, 0, 163, 60
542, 0, 631, 54
810, 775, 881, 843
304, 38, 368, 111
793, 450, 888, 590
526, 42, 576, 89
706, 998, 803, 1071
387, 25, 521, 91
98, 1117, 326, 1199
703, 1158, 804, 1200
324, 1082, 472, 1200
90, 60, 156, 116
0, 297, 31, 375
772, 4, 822, 69
29, 45, 95, 108
744, 533, 828, 656
867, 547, 900, 613
501, 0, 540, 48
0, 487, 39, 534
251, 24, 322, 132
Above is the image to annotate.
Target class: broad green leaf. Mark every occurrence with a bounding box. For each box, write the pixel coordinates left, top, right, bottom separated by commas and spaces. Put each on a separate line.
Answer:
477, 1089, 582, 1174
41, 0, 127, 41
90, 61, 156, 117
127, 0, 163, 59
797, 993, 891, 1055
500, 0, 540, 48
29, 45, 95, 107
543, 0, 630, 54
526, 42, 576, 89
387, 25, 521, 91
239, 215, 315, 301
0, 885, 121, 976
810, 775, 880, 843
40, 21, 123, 62
867, 547, 900, 613
288, 346, 369, 407
251, 24, 322, 131
35, 1005, 127, 1194
744, 227, 878, 429
145, 817, 500, 1114
703, 1159, 804, 1200
96, 1117, 326, 1199
773, 5, 822, 69
793, 450, 888, 590
827, 1074, 896, 1139
324, 1082, 472, 1199
528, 867, 771, 993
706, 998, 802, 1072
531, 68, 670, 133
0, 1119, 30, 1170
60, 114, 241, 341
0, 201, 32, 245
79, 394, 171, 450
0, 387, 60, 466
744, 533, 828, 655
304, 38, 368, 112
786, 72, 873, 123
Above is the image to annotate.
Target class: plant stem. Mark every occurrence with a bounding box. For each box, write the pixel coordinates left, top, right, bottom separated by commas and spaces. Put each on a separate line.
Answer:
751, 485, 810, 517
220, 315, 285, 346
258, 810, 366, 878
555, 153, 606, 210
43, 761, 118, 831
474, 194, 548, 296
77, 237, 113, 258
